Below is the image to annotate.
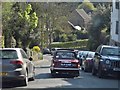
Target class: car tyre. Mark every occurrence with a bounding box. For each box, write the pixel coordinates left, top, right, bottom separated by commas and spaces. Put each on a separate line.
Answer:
75, 71, 80, 77
81, 66, 84, 70
92, 66, 97, 76
29, 72, 35, 81
51, 70, 55, 77
22, 72, 28, 86
84, 65, 88, 72
98, 67, 105, 78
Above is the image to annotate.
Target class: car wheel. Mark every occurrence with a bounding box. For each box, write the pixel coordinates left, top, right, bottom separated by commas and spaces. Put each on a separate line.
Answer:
75, 71, 80, 77
98, 67, 105, 78
81, 66, 84, 70
92, 66, 97, 76
22, 72, 28, 86
29, 72, 35, 81
51, 70, 55, 77
84, 65, 88, 72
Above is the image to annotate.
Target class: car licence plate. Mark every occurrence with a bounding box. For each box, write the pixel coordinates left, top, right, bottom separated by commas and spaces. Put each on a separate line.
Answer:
0, 72, 8, 76
61, 63, 71, 67
113, 68, 120, 71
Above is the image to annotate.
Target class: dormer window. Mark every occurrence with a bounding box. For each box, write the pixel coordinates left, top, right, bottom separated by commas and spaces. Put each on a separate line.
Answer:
116, 0, 119, 9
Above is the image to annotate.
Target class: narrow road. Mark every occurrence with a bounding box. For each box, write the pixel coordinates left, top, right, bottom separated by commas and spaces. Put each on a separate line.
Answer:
2, 54, 120, 89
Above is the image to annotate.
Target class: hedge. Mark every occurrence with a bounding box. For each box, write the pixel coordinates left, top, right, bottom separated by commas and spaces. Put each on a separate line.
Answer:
51, 39, 88, 50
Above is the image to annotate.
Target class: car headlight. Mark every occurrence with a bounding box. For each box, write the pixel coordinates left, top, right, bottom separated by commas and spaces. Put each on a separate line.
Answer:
105, 59, 110, 64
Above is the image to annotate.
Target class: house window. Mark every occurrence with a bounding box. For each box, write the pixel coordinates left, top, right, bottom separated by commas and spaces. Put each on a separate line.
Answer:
116, 21, 119, 34
116, 0, 119, 9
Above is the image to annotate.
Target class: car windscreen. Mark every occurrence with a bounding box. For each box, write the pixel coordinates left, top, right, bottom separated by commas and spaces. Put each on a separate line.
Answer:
0, 50, 18, 59
56, 51, 76, 59
101, 47, 120, 56
87, 52, 95, 58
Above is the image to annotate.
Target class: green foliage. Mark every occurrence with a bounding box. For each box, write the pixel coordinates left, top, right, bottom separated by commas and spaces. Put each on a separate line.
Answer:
2, 2, 14, 47
68, 34, 77, 41
6, 3, 39, 48
59, 34, 68, 42
51, 39, 88, 50
78, 0, 96, 12
88, 3, 111, 50
38, 52, 43, 60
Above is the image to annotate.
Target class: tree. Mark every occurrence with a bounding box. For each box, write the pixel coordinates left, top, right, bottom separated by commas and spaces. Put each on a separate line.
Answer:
8, 3, 38, 48
78, 0, 96, 13
2, 2, 14, 47
88, 3, 111, 50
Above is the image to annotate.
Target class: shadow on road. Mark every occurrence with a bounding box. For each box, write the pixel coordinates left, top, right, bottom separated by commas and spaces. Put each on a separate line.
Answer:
35, 72, 82, 80
1, 81, 25, 89
35, 66, 50, 69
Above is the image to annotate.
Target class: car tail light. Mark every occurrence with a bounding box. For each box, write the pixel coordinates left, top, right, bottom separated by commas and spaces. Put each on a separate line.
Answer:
72, 60, 79, 63
10, 60, 23, 65
52, 63, 55, 67
78, 64, 80, 68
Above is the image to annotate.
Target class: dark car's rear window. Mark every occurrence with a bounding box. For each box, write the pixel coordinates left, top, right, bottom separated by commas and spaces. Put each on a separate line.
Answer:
0, 50, 18, 59
56, 51, 76, 59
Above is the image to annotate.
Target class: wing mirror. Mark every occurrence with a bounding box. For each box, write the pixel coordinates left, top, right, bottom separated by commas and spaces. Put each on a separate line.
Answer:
95, 52, 101, 58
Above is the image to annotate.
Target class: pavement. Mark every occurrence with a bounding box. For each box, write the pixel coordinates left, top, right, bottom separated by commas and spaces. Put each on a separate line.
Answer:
33, 59, 44, 65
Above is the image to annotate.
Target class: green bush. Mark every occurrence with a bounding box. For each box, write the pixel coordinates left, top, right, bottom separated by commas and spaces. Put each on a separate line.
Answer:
38, 52, 43, 60
51, 39, 88, 50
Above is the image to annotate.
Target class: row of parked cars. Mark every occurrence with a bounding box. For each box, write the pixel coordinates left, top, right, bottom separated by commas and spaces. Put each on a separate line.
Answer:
78, 45, 120, 78
1, 45, 120, 86
50, 45, 120, 78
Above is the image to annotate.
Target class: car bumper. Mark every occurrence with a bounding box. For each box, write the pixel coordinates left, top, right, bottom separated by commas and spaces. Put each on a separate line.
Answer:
0, 71, 26, 82
50, 67, 80, 71
102, 67, 120, 76
50, 67, 80, 75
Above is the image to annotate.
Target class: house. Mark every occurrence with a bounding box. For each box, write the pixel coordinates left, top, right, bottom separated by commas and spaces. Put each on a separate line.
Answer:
68, 9, 91, 31
110, 0, 120, 46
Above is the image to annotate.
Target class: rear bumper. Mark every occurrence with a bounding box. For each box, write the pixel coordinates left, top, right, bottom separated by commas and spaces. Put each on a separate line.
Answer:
50, 67, 80, 71
50, 67, 80, 75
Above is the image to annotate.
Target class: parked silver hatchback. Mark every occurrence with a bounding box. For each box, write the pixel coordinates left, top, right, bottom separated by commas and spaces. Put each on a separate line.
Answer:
0, 48, 35, 86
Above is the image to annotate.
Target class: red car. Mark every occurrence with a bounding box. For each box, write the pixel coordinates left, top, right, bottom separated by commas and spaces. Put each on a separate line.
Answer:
50, 50, 80, 77
82, 51, 95, 72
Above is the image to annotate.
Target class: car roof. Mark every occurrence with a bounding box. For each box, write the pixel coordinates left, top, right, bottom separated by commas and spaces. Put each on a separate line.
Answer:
56, 50, 75, 52
101, 45, 120, 48
0, 48, 22, 50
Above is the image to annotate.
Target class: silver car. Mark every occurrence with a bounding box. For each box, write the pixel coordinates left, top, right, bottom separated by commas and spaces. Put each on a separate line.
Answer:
0, 48, 35, 86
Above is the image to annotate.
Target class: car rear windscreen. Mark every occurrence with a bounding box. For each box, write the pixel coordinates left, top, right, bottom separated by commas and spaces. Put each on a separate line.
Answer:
0, 50, 18, 59
56, 51, 76, 59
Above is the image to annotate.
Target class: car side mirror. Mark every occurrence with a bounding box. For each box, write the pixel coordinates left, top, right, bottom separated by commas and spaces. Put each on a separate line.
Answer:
95, 52, 100, 56
29, 57, 33, 61
95, 52, 101, 58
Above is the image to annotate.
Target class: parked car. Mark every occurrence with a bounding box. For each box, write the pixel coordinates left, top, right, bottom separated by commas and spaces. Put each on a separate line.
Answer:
74, 49, 79, 55
82, 51, 95, 72
42, 48, 51, 54
80, 51, 89, 70
50, 49, 80, 77
92, 45, 120, 78
51, 48, 61, 55
0, 48, 35, 86
77, 51, 84, 66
